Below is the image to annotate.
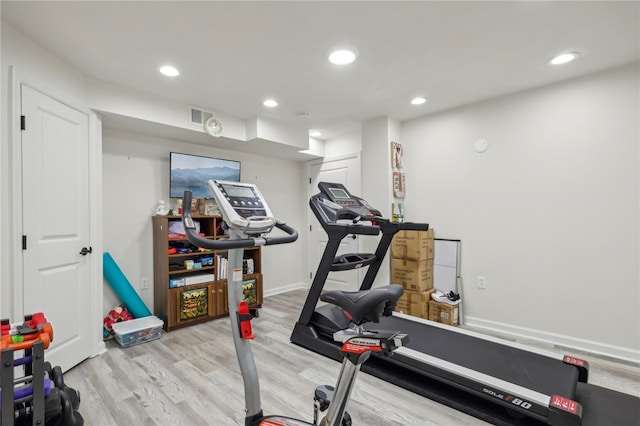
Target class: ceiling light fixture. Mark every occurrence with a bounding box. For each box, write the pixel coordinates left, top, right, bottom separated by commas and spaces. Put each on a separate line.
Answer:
310, 130, 323, 137
159, 65, 180, 77
411, 97, 427, 105
328, 48, 358, 65
549, 52, 579, 65
263, 99, 278, 107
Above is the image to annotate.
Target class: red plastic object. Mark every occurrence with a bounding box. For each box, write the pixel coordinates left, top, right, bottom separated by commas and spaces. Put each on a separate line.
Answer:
238, 301, 255, 340
0, 312, 53, 339
1, 327, 52, 351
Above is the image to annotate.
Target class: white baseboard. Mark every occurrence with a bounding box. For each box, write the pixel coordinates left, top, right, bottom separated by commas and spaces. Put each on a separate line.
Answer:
93, 340, 107, 357
263, 282, 308, 298
464, 316, 640, 366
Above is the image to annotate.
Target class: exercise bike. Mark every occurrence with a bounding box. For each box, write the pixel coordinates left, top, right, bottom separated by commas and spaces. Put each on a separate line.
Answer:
181, 181, 408, 426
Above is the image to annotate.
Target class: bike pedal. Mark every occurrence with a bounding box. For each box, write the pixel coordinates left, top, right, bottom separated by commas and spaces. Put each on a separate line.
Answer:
313, 385, 335, 411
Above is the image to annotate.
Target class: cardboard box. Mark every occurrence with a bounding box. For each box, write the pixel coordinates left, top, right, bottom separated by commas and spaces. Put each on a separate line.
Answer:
394, 289, 435, 320
428, 300, 459, 326
184, 273, 215, 286
396, 292, 410, 313
169, 277, 186, 288
112, 316, 164, 348
391, 229, 435, 260
408, 289, 436, 319
391, 258, 433, 292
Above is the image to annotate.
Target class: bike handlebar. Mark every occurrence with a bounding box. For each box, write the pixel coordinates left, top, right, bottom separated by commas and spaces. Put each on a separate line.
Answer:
181, 190, 298, 250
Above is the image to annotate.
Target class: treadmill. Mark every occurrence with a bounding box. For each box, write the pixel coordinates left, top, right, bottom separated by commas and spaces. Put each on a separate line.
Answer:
291, 182, 639, 426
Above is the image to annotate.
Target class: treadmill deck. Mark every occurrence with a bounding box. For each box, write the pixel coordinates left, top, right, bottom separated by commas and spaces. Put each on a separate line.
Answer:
378, 314, 579, 399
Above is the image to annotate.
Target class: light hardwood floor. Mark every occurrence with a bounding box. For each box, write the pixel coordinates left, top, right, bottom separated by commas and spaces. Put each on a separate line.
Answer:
64, 290, 639, 425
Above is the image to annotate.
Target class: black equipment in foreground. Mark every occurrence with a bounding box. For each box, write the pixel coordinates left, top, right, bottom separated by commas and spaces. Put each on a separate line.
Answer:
291, 182, 640, 426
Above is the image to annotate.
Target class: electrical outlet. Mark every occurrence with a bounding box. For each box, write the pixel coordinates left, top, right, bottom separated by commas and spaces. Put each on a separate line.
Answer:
478, 276, 487, 290
141, 277, 150, 290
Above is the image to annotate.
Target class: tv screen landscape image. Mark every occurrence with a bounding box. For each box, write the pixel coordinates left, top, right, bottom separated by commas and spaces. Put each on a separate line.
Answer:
170, 152, 241, 199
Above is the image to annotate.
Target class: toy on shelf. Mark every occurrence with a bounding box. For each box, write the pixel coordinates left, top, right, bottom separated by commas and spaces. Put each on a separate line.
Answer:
103, 304, 133, 339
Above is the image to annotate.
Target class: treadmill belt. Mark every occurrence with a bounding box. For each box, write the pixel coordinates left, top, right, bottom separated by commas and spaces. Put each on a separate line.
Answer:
378, 315, 579, 399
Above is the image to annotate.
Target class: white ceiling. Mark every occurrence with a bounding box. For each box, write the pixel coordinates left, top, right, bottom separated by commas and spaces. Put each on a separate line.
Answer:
2, 1, 638, 142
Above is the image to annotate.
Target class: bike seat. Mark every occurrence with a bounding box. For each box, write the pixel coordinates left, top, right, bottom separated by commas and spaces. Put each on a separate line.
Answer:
320, 284, 404, 325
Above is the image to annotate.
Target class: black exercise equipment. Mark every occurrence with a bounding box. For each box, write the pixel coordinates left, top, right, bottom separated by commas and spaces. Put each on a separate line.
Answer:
181, 182, 409, 426
1, 316, 83, 426
291, 182, 640, 426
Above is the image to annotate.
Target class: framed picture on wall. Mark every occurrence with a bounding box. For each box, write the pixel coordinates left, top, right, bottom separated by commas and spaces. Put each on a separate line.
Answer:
392, 202, 405, 223
391, 141, 403, 169
191, 198, 205, 215
393, 172, 405, 198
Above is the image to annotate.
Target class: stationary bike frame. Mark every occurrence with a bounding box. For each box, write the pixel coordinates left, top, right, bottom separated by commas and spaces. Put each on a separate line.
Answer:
226, 228, 365, 426
182, 186, 402, 426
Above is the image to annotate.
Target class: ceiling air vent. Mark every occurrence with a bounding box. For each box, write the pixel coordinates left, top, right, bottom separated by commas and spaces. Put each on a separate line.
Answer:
189, 107, 213, 126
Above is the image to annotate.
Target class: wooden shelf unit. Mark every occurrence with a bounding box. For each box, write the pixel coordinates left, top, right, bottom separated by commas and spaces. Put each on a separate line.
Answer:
152, 215, 263, 331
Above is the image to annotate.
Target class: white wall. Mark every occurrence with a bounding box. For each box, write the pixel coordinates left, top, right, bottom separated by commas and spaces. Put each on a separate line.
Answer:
361, 117, 403, 288
102, 128, 307, 312
401, 63, 639, 361
323, 129, 362, 158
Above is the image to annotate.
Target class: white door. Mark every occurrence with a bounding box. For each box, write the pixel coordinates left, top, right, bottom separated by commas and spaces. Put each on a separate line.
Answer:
21, 85, 92, 372
307, 155, 362, 291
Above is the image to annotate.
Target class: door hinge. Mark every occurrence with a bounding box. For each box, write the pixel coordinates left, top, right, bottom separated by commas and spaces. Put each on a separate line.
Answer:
309, 178, 311, 184
310, 272, 313, 279
22, 235, 27, 250
20, 115, 26, 131
309, 225, 312, 232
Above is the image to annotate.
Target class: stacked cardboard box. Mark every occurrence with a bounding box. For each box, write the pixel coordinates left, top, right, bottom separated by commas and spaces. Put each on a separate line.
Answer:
391, 229, 435, 319
428, 300, 459, 326
395, 288, 436, 319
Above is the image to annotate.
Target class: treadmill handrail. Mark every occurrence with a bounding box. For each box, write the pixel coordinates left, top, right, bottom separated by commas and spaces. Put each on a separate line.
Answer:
366, 216, 429, 232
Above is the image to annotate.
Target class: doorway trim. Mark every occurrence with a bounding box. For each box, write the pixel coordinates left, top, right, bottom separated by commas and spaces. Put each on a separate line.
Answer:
305, 153, 362, 289
10, 67, 105, 359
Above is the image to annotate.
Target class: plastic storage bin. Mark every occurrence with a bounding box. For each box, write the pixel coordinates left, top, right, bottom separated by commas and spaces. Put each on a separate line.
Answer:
111, 316, 164, 348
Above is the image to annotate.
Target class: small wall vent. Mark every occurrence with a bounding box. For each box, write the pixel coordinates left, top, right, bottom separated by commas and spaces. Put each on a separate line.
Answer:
189, 107, 214, 127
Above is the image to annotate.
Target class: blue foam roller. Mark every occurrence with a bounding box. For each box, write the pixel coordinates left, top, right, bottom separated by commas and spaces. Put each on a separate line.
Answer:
103, 252, 152, 318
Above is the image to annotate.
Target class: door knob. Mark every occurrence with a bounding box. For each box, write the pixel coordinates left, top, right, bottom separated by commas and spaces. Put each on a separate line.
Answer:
79, 246, 93, 256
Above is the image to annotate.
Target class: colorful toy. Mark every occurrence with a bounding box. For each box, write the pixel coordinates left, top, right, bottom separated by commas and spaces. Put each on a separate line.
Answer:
103, 304, 133, 339
0, 312, 53, 351
1, 312, 49, 336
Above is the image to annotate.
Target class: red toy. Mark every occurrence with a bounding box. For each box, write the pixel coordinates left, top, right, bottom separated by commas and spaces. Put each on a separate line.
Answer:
103, 305, 133, 339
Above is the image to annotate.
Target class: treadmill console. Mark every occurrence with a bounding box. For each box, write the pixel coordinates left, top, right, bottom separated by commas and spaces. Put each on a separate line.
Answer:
208, 180, 275, 234
316, 182, 382, 219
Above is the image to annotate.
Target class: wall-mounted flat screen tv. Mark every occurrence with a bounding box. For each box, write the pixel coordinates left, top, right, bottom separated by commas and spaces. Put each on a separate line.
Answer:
170, 152, 241, 199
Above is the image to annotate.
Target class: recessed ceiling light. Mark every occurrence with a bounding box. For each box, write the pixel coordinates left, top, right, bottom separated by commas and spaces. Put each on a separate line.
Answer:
549, 53, 579, 65
310, 130, 322, 137
328, 48, 358, 65
159, 65, 179, 77
263, 99, 278, 107
411, 97, 427, 105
